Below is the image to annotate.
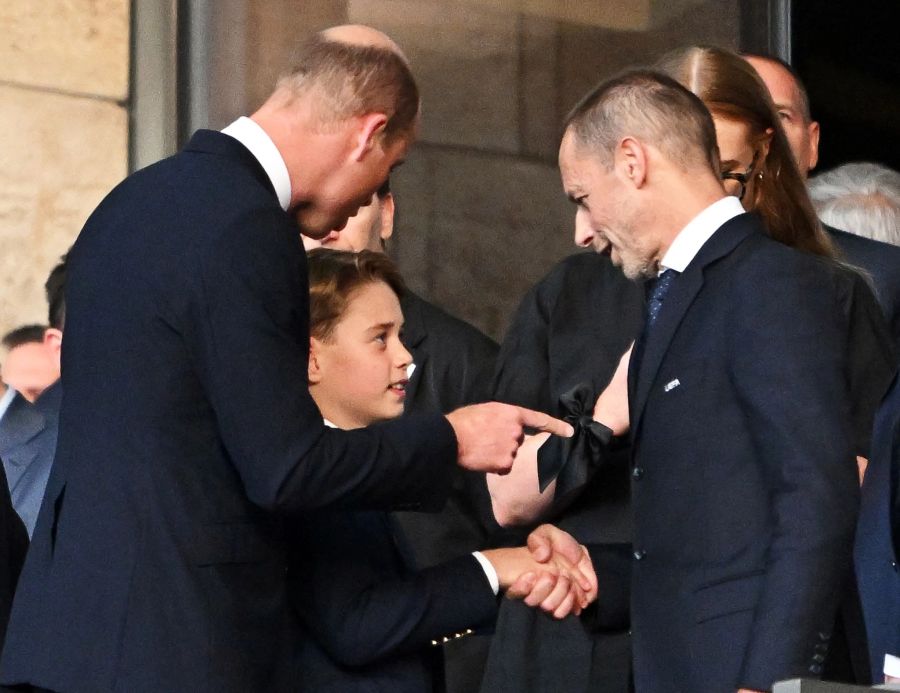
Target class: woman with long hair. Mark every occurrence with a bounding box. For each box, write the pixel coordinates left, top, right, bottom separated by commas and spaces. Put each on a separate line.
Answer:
656, 46, 834, 257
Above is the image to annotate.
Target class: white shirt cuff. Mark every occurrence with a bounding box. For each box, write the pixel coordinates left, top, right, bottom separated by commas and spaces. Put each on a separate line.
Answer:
885, 653, 900, 678
472, 551, 499, 595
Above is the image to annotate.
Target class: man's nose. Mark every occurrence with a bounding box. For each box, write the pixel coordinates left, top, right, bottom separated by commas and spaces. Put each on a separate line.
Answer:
574, 211, 595, 248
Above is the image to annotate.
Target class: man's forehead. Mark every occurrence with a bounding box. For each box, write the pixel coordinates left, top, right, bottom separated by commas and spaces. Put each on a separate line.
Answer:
748, 58, 802, 108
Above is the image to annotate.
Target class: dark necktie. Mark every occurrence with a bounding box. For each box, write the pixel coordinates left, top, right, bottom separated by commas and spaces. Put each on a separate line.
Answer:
632, 268, 679, 384
645, 268, 678, 327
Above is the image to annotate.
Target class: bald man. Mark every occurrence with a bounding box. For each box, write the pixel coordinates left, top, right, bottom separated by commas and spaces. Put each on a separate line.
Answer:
0, 27, 575, 692
745, 54, 900, 350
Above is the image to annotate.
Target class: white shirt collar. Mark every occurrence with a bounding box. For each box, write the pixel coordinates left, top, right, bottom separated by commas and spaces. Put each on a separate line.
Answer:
323, 418, 338, 429
659, 196, 745, 275
221, 117, 292, 212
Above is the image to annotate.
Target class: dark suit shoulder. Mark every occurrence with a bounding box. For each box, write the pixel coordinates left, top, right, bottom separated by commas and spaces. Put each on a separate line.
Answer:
530, 252, 631, 306
826, 225, 900, 347
402, 292, 497, 356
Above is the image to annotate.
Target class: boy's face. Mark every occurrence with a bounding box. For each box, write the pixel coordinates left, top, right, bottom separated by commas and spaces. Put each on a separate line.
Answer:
309, 280, 411, 429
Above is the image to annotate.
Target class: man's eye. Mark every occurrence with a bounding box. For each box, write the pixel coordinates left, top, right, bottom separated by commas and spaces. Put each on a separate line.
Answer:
374, 333, 387, 344
778, 111, 791, 122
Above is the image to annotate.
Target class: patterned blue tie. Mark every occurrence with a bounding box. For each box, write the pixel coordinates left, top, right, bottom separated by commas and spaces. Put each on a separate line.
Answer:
646, 269, 678, 327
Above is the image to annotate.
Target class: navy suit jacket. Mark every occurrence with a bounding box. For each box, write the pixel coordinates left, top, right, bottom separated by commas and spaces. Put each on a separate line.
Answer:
288, 510, 498, 692
855, 376, 900, 682
0, 382, 60, 537
624, 213, 858, 693
0, 130, 459, 692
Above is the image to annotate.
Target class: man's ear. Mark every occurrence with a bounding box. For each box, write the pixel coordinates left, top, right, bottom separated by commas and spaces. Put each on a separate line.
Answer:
379, 193, 395, 243
349, 113, 390, 162
807, 120, 820, 172
308, 338, 324, 385
617, 137, 648, 188
44, 328, 63, 367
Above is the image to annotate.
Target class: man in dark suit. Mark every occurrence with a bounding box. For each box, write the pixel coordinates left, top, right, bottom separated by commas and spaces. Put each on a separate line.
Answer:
0, 326, 58, 405
303, 182, 503, 692
744, 54, 900, 349
855, 375, 900, 683
0, 258, 66, 538
560, 71, 858, 693
0, 26, 573, 693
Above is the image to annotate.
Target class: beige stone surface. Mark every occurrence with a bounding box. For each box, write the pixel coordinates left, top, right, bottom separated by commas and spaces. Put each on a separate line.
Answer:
1, 0, 130, 100
243, 0, 348, 115
397, 146, 573, 340
0, 85, 127, 336
350, 0, 520, 152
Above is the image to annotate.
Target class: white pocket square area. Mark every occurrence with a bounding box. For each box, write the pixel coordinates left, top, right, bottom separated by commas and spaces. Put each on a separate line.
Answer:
663, 378, 681, 393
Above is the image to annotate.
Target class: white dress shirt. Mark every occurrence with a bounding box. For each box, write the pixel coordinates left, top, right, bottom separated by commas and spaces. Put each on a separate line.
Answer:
659, 196, 745, 275
221, 117, 292, 212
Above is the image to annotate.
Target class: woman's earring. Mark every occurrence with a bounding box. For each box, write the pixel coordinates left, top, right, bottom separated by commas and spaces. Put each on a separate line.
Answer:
757, 170, 764, 180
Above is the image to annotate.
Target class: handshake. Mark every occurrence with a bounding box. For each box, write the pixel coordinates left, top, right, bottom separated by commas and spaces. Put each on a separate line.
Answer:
445, 402, 597, 617
481, 524, 597, 619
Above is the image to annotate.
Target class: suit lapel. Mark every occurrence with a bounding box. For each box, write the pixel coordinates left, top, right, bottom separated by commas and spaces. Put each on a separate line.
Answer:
630, 213, 757, 439
0, 394, 46, 457
631, 269, 704, 438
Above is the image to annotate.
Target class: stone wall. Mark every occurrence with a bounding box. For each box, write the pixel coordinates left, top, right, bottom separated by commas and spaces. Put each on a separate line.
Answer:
212, 0, 739, 340
0, 1, 129, 338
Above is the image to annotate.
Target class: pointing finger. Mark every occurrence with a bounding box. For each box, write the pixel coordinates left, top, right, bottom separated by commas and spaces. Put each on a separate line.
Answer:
517, 407, 574, 438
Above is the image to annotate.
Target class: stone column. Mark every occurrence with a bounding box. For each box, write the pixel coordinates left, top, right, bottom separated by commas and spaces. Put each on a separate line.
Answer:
0, 0, 130, 336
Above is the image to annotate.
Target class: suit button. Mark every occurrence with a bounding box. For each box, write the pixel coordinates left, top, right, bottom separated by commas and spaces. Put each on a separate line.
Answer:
633, 550, 646, 561
632, 467, 644, 480
892, 561, 898, 573
817, 631, 830, 642
809, 664, 823, 675
812, 653, 826, 663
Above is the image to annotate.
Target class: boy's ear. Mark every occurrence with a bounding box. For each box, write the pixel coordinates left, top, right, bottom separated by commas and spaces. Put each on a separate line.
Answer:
308, 339, 324, 385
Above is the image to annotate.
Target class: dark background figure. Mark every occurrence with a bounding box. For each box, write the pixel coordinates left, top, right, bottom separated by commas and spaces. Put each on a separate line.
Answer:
0, 258, 66, 538
809, 162, 900, 248
855, 375, 900, 684
0, 464, 28, 658
744, 53, 900, 352
0, 327, 57, 406
482, 251, 642, 693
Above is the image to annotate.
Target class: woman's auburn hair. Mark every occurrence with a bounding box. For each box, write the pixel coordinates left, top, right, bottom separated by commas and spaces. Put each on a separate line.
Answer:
656, 45, 835, 258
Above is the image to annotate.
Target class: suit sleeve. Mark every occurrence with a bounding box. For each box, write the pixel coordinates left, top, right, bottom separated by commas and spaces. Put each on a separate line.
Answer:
729, 259, 859, 689
188, 207, 456, 514
582, 542, 632, 632
289, 513, 498, 667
